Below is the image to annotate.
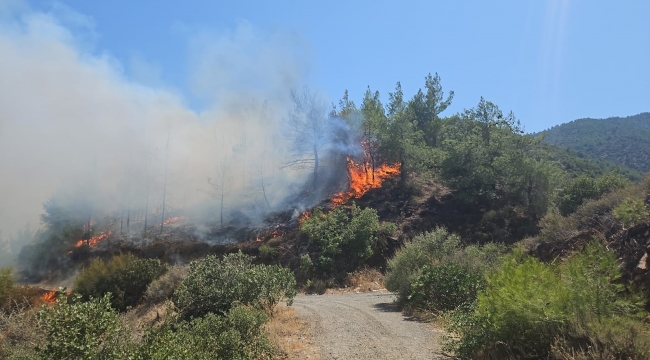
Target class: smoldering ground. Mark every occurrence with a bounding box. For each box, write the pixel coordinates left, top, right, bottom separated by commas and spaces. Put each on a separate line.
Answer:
0, 6, 357, 268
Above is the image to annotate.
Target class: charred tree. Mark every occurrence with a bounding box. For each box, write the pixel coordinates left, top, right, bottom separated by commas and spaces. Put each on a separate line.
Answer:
201, 157, 232, 228
284, 87, 333, 192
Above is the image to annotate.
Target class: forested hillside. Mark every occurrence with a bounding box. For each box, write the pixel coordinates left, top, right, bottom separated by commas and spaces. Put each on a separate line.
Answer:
541, 112, 650, 174
3, 74, 649, 359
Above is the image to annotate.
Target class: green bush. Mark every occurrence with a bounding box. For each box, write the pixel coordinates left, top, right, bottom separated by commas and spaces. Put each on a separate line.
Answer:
557, 173, 629, 216
408, 263, 485, 313
138, 305, 275, 359
300, 204, 389, 270
385, 228, 505, 311
445, 242, 649, 359
144, 265, 189, 304
0, 268, 14, 308
74, 254, 168, 312
385, 228, 461, 301
258, 244, 278, 262
613, 197, 649, 228
298, 253, 314, 280
37, 293, 130, 359
173, 252, 296, 319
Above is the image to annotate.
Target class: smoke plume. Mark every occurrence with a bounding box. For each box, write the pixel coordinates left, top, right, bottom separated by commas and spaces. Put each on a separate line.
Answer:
0, 6, 343, 265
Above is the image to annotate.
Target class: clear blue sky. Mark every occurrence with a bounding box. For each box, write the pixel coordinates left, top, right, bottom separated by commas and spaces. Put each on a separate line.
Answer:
17, 0, 650, 132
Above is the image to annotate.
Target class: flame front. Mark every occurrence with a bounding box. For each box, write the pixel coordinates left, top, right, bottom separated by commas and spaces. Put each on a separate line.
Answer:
41, 290, 57, 304
163, 216, 186, 225
332, 158, 400, 205
298, 211, 311, 223
75, 231, 111, 248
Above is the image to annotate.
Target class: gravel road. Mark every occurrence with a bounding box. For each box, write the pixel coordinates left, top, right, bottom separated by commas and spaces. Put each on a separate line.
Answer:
292, 292, 445, 359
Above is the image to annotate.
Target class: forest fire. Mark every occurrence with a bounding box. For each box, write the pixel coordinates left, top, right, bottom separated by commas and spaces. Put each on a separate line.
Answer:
163, 216, 186, 225
298, 211, 311, 223
75, 231, 111, 248
41, 290, 57, 304
332, 158, 400, 205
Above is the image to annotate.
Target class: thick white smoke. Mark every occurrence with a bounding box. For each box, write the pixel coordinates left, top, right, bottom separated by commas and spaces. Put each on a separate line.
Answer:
0, 6, 327, 263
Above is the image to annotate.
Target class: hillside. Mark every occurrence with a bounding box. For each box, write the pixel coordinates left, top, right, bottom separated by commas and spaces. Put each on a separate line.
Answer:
541, 112, 650, 174
3, 75, 650, 359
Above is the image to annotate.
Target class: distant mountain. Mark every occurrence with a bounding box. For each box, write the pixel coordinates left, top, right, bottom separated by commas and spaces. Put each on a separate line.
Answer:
540, 112, 650, 176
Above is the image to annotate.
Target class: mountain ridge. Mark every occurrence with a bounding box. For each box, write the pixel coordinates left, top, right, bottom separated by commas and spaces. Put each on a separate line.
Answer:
538, 112, 650, 174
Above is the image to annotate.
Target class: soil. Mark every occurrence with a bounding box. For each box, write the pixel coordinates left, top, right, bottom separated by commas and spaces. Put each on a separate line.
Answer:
292, 292, 445, 359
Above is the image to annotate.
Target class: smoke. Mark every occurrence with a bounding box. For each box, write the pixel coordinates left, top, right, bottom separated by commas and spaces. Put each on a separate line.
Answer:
0, 6, 342, 262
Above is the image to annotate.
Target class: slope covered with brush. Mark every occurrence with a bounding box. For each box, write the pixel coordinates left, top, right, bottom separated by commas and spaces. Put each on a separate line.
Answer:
541, 112, 650, 174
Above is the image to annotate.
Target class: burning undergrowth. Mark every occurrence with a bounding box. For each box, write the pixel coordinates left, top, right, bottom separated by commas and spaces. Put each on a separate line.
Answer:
15, 137, 402, 283
0, 8, 409, 281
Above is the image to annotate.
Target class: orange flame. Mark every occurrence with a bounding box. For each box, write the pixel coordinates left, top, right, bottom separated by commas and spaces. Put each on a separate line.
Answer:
41, 290, 57, 304
163, 216, 186, 225
298, 211, 311, 223
332, 158, 400, 205
75, 231, 111, 248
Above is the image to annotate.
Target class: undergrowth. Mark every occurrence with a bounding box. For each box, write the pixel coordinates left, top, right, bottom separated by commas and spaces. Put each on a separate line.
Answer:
444, 242, 650, 359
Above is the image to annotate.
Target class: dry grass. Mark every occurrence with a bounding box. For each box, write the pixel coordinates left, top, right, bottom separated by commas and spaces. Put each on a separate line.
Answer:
345, 267, 385, 291
0, 307, 43, 358
322, 267, 385, 295
120, 301, 173, 345
267, 304, 319, 360
143, 265, 189, 304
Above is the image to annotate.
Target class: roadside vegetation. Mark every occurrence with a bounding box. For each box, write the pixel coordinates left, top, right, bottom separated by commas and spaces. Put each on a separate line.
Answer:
384, 177, 650, 359
0, 252, 296, 359
3, 73, 650, 358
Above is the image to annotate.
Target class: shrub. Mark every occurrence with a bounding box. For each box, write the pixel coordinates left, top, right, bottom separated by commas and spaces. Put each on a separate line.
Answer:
445, 242, 649, 359
385, 228, 461, 301
300, 204, 388, 270
144, 265, 189, 304
0, 268, 14, 308
557, 173, 630, 216
37, 293, 130, 359
304, 279, 326, 295
408, 263, 485, 312
0, 269, 39, 313
173, 252, 296, 319
550, 317, 650, 360
0, 307, 44, 359
613, 197, 649, 228
298, 254, 314, 281
258, 244, 278, 262
138, 305, 275, 359
385, 228, 505, 311
74, 254, 168, 312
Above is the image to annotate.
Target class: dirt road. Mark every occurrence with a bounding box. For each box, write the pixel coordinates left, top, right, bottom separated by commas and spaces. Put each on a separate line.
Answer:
292, 292, 445, 359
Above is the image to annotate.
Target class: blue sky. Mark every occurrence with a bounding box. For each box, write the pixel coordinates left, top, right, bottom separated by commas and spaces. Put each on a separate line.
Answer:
10, 0, 650, 132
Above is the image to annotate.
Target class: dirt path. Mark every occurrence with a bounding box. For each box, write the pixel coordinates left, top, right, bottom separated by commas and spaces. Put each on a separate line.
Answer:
292, 292, 445, 360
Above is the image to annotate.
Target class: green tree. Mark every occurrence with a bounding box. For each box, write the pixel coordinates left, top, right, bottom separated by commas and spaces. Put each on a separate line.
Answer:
557, 172, 630, 216
440, 98, 555, 216
411, 73, 454, 147
381, 86, 426, 183
360, 87, 388, 176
